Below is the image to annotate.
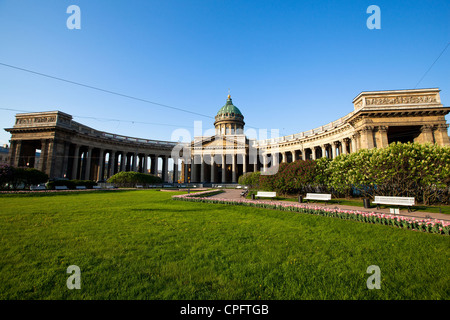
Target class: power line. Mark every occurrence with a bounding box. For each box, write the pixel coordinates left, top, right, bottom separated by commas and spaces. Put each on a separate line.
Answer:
414, 42, 450, 89
0, 62, 268, 129
0, 62, 213, 119
0, 107, 194, 129
0, 62, 263, 130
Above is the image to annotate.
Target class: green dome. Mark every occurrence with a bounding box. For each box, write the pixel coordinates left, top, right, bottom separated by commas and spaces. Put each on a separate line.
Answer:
217, 95, 243, 116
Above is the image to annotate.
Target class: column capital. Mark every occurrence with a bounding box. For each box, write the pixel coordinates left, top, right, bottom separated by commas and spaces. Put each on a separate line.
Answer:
435, 123, 449, 131
361, 126, 374, 133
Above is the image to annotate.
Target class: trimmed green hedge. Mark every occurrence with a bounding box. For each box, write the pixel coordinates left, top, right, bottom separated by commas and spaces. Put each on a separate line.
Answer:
107, 171, 162, 187
0, 165, 48, 190
46, 179, 97, 190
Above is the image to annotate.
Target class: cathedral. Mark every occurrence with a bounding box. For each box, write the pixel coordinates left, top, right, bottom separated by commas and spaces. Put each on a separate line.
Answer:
5, 88, 450, 184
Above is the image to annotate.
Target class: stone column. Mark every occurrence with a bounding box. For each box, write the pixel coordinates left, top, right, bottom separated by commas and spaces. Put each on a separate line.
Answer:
242, 154, 247, 175
281, 151, 287, 163
142, 155, 148, 174
320, 145, 325, 158
221, 154, 226, 183
263, 153, 268, 173
376, 126, 389, 148
191, 156, 197, 183
200, 154, 205, 182
119, 151, 127, 171
332, 142, 338, 158
163, 156, 169, 182
360, 126, 374, 149
184, 161, 189, 183
173, 161, 178, 183
232, 153, 237, 183
98, 149, 105, 181
341, 138, 349, 155
434, 124, 450, 146
60, 142, 70, 178
72, 144, 80, 180
84, 147, 93, 180
39, 139, 49, 173
154, 156, 159, 177
109, 151, 116, 178
351, 135, 357, 153
417, 125, 434, 144
291, 150, 296, 162
46, 139, 57, 178
210, 155, 216, 183
132, 153, 138, 172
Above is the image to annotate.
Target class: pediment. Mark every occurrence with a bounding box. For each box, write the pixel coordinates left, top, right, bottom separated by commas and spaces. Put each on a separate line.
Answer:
192, 135, 248, 150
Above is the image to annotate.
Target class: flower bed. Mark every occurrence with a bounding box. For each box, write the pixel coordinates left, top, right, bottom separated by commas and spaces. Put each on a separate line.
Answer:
173, 192, 450, 235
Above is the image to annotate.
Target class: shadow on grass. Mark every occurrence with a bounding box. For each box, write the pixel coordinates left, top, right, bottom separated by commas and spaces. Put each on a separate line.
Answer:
0, 189, 134, 198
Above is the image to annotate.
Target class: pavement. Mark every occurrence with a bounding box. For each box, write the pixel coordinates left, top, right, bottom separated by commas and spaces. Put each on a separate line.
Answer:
208, 189, 450, 222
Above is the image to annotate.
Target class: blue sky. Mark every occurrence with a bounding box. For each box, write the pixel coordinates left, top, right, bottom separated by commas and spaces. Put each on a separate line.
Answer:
0, 0, 449, 146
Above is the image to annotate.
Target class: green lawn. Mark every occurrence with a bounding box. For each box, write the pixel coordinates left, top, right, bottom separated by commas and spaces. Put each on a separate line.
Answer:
0, 190, 449, 300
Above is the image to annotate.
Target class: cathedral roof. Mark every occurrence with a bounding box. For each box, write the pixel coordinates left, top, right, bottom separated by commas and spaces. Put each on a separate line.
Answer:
216, 95, 243, 116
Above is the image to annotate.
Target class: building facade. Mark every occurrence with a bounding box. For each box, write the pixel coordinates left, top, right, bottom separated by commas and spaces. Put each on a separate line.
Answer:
0, 144, 11, 166
4, 88, 450, 183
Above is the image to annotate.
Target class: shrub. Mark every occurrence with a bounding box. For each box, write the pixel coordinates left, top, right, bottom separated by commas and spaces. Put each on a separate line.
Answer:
46, 179, 96, 190
0, 164, 14, 189
21, 168, 49, 188
327, 142, 450, 204
107, 171, 162, 187
238, 171, 261, 189
257, 160, 318, 195
0, 166, 48, 190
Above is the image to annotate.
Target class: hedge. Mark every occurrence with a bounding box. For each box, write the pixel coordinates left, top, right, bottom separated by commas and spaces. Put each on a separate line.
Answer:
46, 179, 97, 190
107, 171, 162, 187
0, 165, 48, 190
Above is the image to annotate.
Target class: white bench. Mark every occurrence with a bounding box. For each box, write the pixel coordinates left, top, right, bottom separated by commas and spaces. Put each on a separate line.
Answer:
76, 186, 86, 190
136, 185, 143, 188
93, 186, 102, 189
30, 185, 46, 191
55, 186, 68, 190
373, 196, 415, 212
304, 193, 332, 204
255, 191, 277, 198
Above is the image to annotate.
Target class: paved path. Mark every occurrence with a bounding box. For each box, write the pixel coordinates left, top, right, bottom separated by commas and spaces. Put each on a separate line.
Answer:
209, 189, 450, 221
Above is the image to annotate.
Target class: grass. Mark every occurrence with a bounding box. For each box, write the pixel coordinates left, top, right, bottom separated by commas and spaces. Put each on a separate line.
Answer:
0, 190, 449, 300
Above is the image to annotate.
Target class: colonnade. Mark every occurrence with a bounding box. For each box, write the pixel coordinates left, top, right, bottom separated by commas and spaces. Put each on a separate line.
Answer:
70, 144, 173, 182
